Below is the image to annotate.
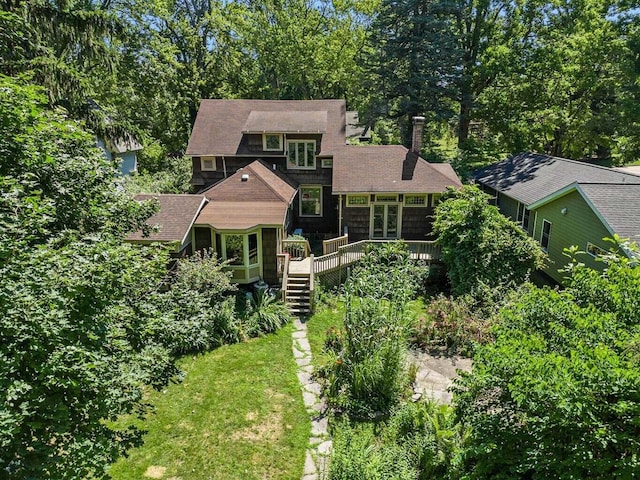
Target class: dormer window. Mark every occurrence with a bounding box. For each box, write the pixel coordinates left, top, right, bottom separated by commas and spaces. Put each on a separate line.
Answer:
287, 140, 316, 169
263, 133, 283, 151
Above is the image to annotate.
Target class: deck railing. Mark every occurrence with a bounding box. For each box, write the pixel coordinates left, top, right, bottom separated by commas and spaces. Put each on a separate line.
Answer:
312, 240, 441, 275
277, 253, 290, 302
282, 239, 311, 259
322, 234, 348, 255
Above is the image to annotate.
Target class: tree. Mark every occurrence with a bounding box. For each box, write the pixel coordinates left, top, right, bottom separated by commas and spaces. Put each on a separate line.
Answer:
433, 185, 545, 297
453, 247, 640, 478
0, 77, 179, 479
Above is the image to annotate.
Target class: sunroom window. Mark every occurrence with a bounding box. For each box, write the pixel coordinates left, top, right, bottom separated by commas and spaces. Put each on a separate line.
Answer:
287, 140, 316, 169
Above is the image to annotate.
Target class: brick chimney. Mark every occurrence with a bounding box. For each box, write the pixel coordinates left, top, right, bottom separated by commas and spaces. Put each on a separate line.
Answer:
411, 116, 426, 153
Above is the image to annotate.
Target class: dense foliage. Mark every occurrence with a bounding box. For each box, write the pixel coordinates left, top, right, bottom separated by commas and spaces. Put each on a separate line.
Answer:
453, 249, 640, 478
321, 243, 419, 417
433, 185, 545, 298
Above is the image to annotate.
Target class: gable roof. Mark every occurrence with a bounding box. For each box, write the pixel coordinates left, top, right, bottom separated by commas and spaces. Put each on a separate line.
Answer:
186, 99, 346, 157
474, 152, 640, 205
126, 194, 207, 246
196, 160, 296, 230
332, 145, 461, 194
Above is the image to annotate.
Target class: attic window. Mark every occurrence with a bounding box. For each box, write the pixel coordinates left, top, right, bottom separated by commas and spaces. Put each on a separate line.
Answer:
201, 156, 216, 171
263, 134, 283, 151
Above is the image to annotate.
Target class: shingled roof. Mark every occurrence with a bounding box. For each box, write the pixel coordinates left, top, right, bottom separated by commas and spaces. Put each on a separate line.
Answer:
126, 194, 207, 245
196, 160, 297, 230
186, 99, 346, 157
474, 152, 640, 205
332, 145, 461, 194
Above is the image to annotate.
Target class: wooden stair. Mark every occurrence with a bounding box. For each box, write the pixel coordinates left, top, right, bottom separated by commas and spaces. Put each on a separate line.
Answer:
285, 272, 312, 316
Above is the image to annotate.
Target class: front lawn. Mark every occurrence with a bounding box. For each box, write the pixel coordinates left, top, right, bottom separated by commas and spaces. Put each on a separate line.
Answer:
109, 324, 309, 480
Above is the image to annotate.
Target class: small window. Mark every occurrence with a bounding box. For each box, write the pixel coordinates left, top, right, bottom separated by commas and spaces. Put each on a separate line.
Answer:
522, 208, 530, 231
201, 156, 216, 171
248, 233, 259, 265
346, 195, 369, 207
431, 193, 441, 207
404, 194, 427, 206
586, 242, 607, 258
263, 134, 283, 151
541, 220, 552, 252
287, 140, 316, 169
517, 202, 525, 223
375, 194, 398, 202
321, 158, 333, 168
300, 186, 322, 216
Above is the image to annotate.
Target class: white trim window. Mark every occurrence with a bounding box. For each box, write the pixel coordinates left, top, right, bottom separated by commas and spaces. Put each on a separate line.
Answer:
540, 219, 552, 252
586, 242, 607, 258
300, 186, 322, 216
375, 194, 398, 202
404, 194, 427, 207
287, 140, 316, 169
263, 134, 283, 151
346, 194, 369, 207
431, 193, 441, 207
201, 156, 216, 171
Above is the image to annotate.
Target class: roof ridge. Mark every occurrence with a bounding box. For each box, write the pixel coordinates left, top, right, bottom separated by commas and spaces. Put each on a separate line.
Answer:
516, 152, 640, 179
245, 161, 290, 203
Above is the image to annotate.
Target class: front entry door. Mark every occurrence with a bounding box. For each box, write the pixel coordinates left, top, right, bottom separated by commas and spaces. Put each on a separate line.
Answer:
371, 203, 400, 239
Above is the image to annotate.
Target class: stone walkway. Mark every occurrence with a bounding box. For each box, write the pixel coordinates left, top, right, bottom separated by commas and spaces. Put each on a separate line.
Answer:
291, 318, 331, 480
407, 350, 472, 404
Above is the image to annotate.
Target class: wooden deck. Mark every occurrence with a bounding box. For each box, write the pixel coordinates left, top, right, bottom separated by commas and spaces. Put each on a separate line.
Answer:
285, 240, 441, 277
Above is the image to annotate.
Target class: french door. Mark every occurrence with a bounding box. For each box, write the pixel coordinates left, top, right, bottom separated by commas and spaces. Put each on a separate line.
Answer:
371, 203, 400, 239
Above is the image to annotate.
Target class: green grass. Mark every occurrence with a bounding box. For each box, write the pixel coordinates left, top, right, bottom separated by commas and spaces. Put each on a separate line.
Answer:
109, 325, 309, 480
306, 301, 344, 368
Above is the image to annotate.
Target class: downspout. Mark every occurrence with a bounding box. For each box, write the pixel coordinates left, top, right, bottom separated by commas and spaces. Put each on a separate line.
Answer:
532, 211, 538, 242
338, 194, 343, 235
222, 156, 227, 178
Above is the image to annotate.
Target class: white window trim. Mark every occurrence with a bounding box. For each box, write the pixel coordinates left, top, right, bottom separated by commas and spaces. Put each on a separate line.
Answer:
263, 133, 283, 151
346, 194, 370, 207
299, 185, 323, 217
540, 219, 552, 252
431, 193, 441, 207
321, 158, 333, 168
201, 156, 216, 171
404, 194, 427, 207
220, 231, 261, 267
586, 242, 607, 258
369, 202, 402, 239
375, 194, 398, 203
287, 140, 316, 170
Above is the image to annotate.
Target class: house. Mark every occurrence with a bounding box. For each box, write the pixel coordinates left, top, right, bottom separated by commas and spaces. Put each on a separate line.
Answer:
128, 99, 460, 291
98, 134, 143, 175
186, 99, 460, 242
125, 194, 208, 256
474, 152, 640, 283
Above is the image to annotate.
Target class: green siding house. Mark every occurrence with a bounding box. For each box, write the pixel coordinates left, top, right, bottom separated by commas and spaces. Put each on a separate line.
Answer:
475, 153, 640, 283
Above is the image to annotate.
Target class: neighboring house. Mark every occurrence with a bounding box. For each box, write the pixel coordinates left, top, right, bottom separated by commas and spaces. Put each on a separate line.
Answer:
128, 99, 461, 286
97, 134, 143, 175
474, 152, 640, 283
125, 194, 208, 256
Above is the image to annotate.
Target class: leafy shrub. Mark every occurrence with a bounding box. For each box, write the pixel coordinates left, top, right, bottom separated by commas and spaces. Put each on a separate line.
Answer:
239, 289, 293, 336
433, 185, 545, 300
328, 422, 417, 480
411, 295, 492, 356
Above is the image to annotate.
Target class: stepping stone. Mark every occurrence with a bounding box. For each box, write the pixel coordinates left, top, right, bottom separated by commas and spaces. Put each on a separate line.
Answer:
302, 474, 318, 480
296, 356, 311, 367
301, 364, 314, 374
304, 382, 322, 396
302, 391, 318, 408
293, 319, 307, 331
317, 440, 332, 456
296, 338, 311, 352
297, 371, 312, 385
304, 451, 316, 475
292, 330, 307, 339
311, 416, 328, 436
292, 347, 306, 359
